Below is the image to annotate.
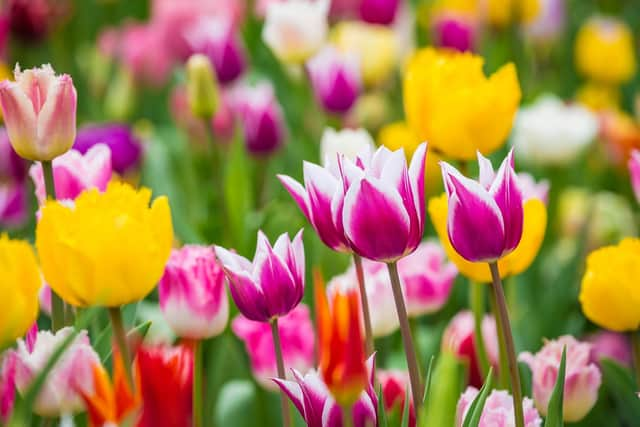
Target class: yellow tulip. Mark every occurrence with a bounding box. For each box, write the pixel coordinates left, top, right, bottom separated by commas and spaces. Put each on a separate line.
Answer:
331, 21, 398, 88
579, 238, 640, 332
36, 182, 173, 307
428, 193, 547, 282
575, 82, 621, 112
0, 235, 40, 348
575, 17, 636, 85
403, 47, 521, 161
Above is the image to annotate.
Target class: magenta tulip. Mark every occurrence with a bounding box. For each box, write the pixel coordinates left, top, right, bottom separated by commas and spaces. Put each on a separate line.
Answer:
307, 46, 361, 114
440, 150, 524, 262
628, 149, 640, 203
0, 353, 16, 422
359, 0, 399, 25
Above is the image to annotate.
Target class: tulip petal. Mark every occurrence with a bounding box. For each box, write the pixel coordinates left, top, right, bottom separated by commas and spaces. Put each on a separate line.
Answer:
273, 377, 305, 416
408, 142, 427, 223
295, 371, 329, 427
226, 271, 270, 322
214, 246, 252, 276
256, 240, 299, 317
36, 75, 77, 161
278, 174, 311, 220
489, 150, 523, 255
0, 81, 37, 159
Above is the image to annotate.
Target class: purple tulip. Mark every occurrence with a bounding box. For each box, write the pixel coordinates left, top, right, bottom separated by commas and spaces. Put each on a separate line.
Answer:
432, 13, 477, 52
440, 150, 524, 262
186, 17, 247, 84
159, 245, 229, 340
359, 0, 399, 25
273, 355, 378, 427
215, 230, 305, 322
0, 128, 28, 183
73, 124, 142, 175
307, 46, 361, 114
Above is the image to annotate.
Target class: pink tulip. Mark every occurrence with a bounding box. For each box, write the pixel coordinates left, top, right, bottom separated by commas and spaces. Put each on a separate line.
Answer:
215, 230, 305, 322
232, 305, 315, 389
378, 370, 415, 427
0, 353, 16, 422
456, 387, 542, 427
398, 240, 457, 317
273, 355, 377, 426
0, 181, 28, 228
440, 150, 524, 262
29, 143, 112, 204
432, 13, 477, 52
628, 150, 640, 203
519, 335, 602, 422
359, 0, 399, 25
159, 245, 229, 340
0, 64, 77, 161
307, 46, 361, 114
587, 331, 632, 368
119, 23, 175, 87
442, 310, 499, 388
10, 327, 100, 416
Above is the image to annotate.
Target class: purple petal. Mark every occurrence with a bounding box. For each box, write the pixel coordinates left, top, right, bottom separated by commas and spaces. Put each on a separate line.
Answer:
256, 241, 299, 317
273, 377, 305, 416
278, 174, 312, 220
296, 370, 330, 427
226, 271, 271, 322
489, 150, 523, 255
408, 142, 427, 226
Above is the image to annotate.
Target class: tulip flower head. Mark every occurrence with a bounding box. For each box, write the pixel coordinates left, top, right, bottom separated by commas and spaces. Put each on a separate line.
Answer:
456, 387, 542, 427
159, 245, 229, 340
215, 230, 305, 322
628, 150, 640, 203
0, 64, 77, 161
520, 335, 602, 422
359, 0, 399, 25
319, 127, 374, 166
378, 370, 415, 427
432, 13, 477, 52
440, 150, 524, 263
587, 331, 632, 368
73, 124, 142, 175
307, 46, 361, 115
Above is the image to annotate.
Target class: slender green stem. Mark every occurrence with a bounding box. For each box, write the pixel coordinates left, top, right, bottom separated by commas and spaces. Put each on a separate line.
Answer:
469, 281, 491, 382
193, 340, 203, 427
387, 262, 422, 414
488, 262, 524, 427
341, 404, 354, 427
271, 318, 292, 427
631, 330, 640, 386
353, 254, 374, 356
108, 307, 134, 391
489, 290, 509, 390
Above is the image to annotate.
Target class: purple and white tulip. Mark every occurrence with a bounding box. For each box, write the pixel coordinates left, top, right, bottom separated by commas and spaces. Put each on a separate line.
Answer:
273, 355, 378, 427
0, 353, 16, 422
359, 0, 400, 25
215, 230, 305, 322
628, 150, 640, 203
307, 46, 361, 114
440, 150, 524, 263
159, 245, 229, 340
73, 124, 142, 175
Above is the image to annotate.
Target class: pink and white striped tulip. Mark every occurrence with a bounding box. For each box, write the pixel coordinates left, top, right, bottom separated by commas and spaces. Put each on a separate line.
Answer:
159, 245, 229, 340
215, 230, 305, 322
10, 327, 99, 416
456, 387, 542, 427
519, 335, 602, 422
628, 150, 640, 203
232, 305, 315, 389
307, 46, 361, 114
0, 64, 77, 161
0, 353, 16, 422
440, 150, 524, 262
29, 143, 112, 204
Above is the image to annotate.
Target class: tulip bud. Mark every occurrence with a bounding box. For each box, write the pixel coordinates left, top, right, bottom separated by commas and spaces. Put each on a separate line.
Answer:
0, 64, 77, 161
319, 127, 374, 166
359, 0, 399, 25
307, 46, 361, 114
432, 13, 477, 52
186, 54, 219, 120
519, 336, 602, 422
378, 370, 416, 427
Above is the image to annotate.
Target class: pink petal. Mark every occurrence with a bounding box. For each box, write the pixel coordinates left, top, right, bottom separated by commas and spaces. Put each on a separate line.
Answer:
489, 150, 523, 255
35, 74, 77, 160
0, 81, 37, 159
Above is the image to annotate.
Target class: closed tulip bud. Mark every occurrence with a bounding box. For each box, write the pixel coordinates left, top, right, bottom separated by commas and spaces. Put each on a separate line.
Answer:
29, 143, 112, 204
628, 150, 640, 203
456, 387, 542, 427
11, 327, 100, 416
186, 54, 219, 119
215, 230, 305, 322
307, 46, 361, 114
74, 124, 142, 175
359, 0, 399, 25
232, 305, 315, 389
159, 245, 229, 340
0, 64, 77, 161
520, 336, 602, 422
432, 13, 477, 52
440, 150, 524, 263
319, 127, 374, 166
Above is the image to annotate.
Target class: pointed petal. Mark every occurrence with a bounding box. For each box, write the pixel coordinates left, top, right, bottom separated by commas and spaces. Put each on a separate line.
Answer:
226, 271, 271, 322
476, 151, 495, 190
36, 74, 77, 160
0, 81, 37, 160
489, 150, 523, 255
278, 174, 312, 220
273, 377, 305, 416
214, 246, 252, 276
256, 241, 299, 317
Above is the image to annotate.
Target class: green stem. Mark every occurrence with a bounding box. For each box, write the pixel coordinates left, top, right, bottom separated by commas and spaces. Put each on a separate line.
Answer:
631, 330, 640, 386
193, 340, 203, 427
488, 262, 524, 427
489, 291, 509, 390
42, 160, 67, 332
353, 254, 374, 356
108, 307, 134, 391
469, 281, 491, 382
387, 262, 422, 414
271, 318, 292, 427
341, 404, 353, 427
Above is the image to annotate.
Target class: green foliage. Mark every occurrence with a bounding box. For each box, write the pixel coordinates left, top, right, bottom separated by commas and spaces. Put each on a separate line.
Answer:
462, 368, 494, 427
544, 347, 567, 427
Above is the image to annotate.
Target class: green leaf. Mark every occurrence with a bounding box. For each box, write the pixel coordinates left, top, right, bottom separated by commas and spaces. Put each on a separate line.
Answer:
462, 367, 494, 427
420, 352, 464, 427
214, 380, 258, 427
600, 358, 640, 426
544, 346, 566, 427
401, 384, 411, 427
378, 386, 389, 427
422, 355, 435, 404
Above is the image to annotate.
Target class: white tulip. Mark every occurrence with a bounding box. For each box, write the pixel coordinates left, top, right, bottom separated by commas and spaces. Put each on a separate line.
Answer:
319, 127, 375, 166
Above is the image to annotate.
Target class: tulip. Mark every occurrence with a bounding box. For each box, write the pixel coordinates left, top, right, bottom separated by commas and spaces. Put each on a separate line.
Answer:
432, 13, 477, 52
0, 181, 29, 229
262, 0, 329, 64
575, 17, 636, 85
36, 182, 173, 308
0, 64, 77, 161
273, 356, 378, 427
378, 370, 415, 427
587, 331, 632, 368
11, 327, 100, 416
315, 271, 368, 409
579, 238, 640, 332
404, 48, 520, 160
520, 336, 602, 423
72, 124, 142, 175
186, 17, 246, 84
512, 95, 598, 166
232, 305, 315, 389
629, 150, 640, 203
358, 0, 399, 25
522, 0, 565, 44
442, 310, 499, 388
159, 245, 229, 340
0, 127, 28, 182
29, 143, 112, 204
117, 24, 175, 88
319, 127, 374, 166
1, 353, 16, 422
307, 46, 361, 115
186, 54, 219, 120
0, 235, 40, 348
7, 0, 69, 41
455, 387, 542, 427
